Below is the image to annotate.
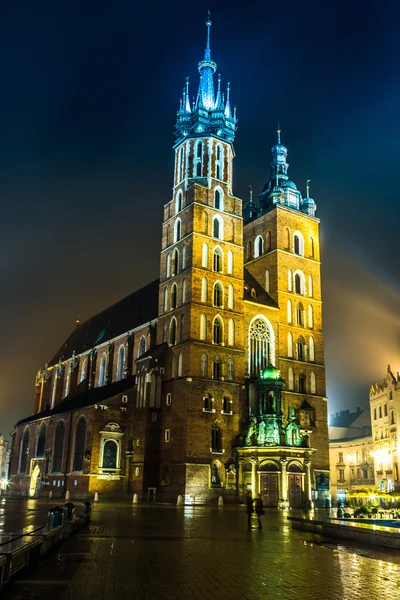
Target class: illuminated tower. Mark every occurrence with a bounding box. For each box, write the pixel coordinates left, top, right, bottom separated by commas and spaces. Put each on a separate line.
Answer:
157, 17, 245, 500
243, 128, 329, 500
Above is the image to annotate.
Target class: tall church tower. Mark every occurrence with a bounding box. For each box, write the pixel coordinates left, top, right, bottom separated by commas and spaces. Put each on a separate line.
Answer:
157, 19, 245, 500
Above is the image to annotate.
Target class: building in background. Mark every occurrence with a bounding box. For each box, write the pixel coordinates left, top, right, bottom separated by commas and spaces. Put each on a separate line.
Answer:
369, 366, 400, 492
0, 435, 11, 490
329, 408, 374, 502
9, 20, 329, 507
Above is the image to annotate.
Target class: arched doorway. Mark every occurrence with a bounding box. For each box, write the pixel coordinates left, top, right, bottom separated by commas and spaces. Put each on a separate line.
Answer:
259, 463, 279, 507
29, 464, 41, 497
288, 463, 303, 508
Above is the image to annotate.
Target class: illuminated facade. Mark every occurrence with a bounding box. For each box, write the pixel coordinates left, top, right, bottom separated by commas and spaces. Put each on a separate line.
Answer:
369, 366, 400, 492
9, 20, 329, 507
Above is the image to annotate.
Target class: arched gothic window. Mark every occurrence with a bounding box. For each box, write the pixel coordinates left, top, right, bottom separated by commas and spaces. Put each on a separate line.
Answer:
310, 372, 317, 394
52, 422, 64, 473
297, 337, 305, 361
182, 278, 187, 303
216, 144, 223, 180
20, 428, 30, 474
213, 216, 223, 240
228, 284, 234, 309
295, 271, 305, 295
288, 367, 294, 391
178, 146, 184, 182
297, 303, 304, 327
116, 345, 125, 381
265, 270, 270, 293
213, 357, 221, 379
309, 275, 313, 298
201, 353, 208, 378
213, 282, 224, 308
170, 318, 177, 345
174, 219, 181, 243
200, 313, 207, 340
266, 231, 272, 251
98, 353, 107, 387
138, 336, 146, 357
195, 140, 203, 176
310, 237, 315, 258
293, 232, 304, 256
211, 426, 222, 452
176, 190, 182, 213
182, 245, 187, 269
249, 317, 273, 374
166, 254, 171, 277
254, 235, 264, 257
288, 332, 293, 358
213, 317, 223, 344
299, 373, 307, 393
202, 243, 209, 268
171, 248, 179, 276
228, 358, 234, 381
80, 358, 87, 383
214, 188, 221, 210
309, 336, 315, 362
171, 283, 178, 309
227, 250, 233, 274
308, 305, 314, 329
178, 352, 183, 377
164, 287, 168, 312
288, 269, 293, 292
228, 319, 235, 346
213, 247, 223, 272
73, 417, 86, 472
287, 299, 292, 323
36, 423, 46, 458
201, 277, 208, 303
211, 461, 221, 485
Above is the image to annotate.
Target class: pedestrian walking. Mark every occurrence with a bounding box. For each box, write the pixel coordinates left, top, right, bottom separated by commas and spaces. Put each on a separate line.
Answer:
246, 491, 254, 530
255, 493, 264, 530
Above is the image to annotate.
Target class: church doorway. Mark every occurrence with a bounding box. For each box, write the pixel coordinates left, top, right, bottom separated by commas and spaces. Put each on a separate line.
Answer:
29, 464, 41, 497
288, 464, 303, 508
259, 464, 279, 507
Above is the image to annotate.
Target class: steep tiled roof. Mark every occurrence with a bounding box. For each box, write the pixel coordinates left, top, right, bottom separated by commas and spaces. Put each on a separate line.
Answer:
16, 377, 135, 427
244, 269, 279, 309
48, 280, 160, 366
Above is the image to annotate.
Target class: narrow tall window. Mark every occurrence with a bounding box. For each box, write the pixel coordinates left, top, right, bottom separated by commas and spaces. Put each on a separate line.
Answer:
228, 284, 234, 309
309, 275, 313, 297
311, 237, 315, 258
202, 242, 209, 268
200, 313, 207, 340
266, 231, 272, 251
287, 299, 292, 323
64, 368, 71, 398
213, 282, 223, 308
213, 317, 223, 344
80, 358, 87, 383
201, 277, 208, 303
297, 303, 304, 327
223, 396, 230, 413
299, 373, 306, 393
182, 245, 187, 269
164, 287, 168, 312
73, 417, 86, 472
213, 216, 223, 240
201, 353, 208, 377
170, 318, 177, 345
288, 367, 294, 391
166, 254, 171, 277
297, 338, 305, 361
216, 144, 223, 180
214, 189, 221, 210
288, 332, 293, 358
174, 219, 181, 243
265, 270, 270, 293
211, 426, 222, 452
295, 273, 302, 294
171, 248, 179, 275
178, 147, 184, 182
182, 278, 187, 303
52, 422, 64, 473
20, 428, 30, 474
293, 232, 304, 256
213, 357, 221, 379
171, 283, 177, 309
213, 247, 223, 272
195, 140, 203, 176
310, 372, 316, 394
98, 353, 107, 387
288, 269, 293, 292
116, 345, 125, 381
228, 319, 235, 346
178, 352, 183, 377
227, 250, 233, 274
309, 336, 315, 362
176, 190, 182, 213
254, 235, 263, 257
228, 358, 234, 381
294, 235, 300, 255
308, 305, 314, 329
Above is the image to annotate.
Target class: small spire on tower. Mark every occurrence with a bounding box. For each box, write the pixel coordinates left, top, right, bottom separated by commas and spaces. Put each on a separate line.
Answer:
306, 179, 311, 197
224, 82, 231, 117
215, 74, 222, 107
277, 122, 281, 145
185, 77, 191, 112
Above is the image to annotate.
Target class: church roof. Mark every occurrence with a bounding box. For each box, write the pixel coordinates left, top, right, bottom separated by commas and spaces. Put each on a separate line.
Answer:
244, 269, 279, 309
49, 279, 160, 366
16, 377, 135, 427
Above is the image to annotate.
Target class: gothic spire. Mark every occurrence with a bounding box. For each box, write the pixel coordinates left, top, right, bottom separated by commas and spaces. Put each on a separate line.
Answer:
197, 14, 217, 110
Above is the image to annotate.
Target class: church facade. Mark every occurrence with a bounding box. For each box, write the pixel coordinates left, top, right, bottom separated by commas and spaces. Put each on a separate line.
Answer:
9, 20, 329, 507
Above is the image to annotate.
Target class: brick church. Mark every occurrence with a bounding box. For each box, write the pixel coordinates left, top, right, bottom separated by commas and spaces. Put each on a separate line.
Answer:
9, 19, 330, 507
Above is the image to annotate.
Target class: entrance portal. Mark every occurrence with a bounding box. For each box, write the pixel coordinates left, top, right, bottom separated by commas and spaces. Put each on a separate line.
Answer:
288, 466, 303, 508
260, 472, 279, 507
29, 464, 41, 497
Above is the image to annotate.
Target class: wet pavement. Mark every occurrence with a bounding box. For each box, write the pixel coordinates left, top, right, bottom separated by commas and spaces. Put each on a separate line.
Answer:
1, 499, 400, 599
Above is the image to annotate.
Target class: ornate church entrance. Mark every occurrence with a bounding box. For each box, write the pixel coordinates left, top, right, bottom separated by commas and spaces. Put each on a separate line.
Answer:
288, 464, 303, 508
260, 465, 279, 507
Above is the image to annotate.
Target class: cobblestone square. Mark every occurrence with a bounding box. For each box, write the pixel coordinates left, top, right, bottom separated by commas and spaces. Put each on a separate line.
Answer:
2, 502, 400, 600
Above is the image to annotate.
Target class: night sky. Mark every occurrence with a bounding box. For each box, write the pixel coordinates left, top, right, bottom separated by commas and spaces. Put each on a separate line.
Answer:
1, 1, 399, 436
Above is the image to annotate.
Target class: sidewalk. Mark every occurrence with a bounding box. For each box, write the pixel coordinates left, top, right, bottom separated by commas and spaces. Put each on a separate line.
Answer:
2, 502, 400, 599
